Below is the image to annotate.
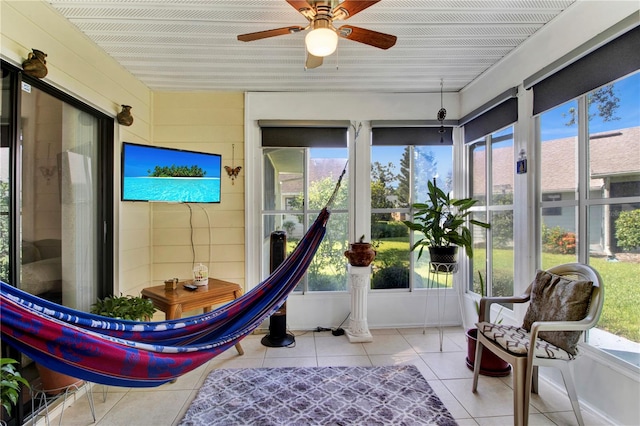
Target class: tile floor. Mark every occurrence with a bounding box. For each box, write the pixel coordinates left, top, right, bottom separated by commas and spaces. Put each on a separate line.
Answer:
40, 327, 610, 426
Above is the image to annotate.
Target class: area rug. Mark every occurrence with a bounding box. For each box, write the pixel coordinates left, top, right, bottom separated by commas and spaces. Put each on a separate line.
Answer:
179, 365, 457, 425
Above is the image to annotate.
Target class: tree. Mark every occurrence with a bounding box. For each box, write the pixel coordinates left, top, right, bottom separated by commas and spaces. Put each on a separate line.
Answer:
288, 176, 349, 291
492, 192, 514, 249
371, 161, 396, 215
413, 147, 439, 202
396, 147, 411, 207
148, 164, 206, 177
563, 84, 620, 126
397, 146, 440, 206
371, 161, 396, 189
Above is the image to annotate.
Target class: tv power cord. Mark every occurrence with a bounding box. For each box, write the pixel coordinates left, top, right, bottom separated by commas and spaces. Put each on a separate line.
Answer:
331, 312, 350, 336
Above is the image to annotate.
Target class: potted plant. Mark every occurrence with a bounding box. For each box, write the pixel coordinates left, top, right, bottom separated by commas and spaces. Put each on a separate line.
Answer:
344, 234, 377, 267
91, 294, 156, 320
1, 358, 30, 421
465, 272, 511, 377
403, 178, 490, 269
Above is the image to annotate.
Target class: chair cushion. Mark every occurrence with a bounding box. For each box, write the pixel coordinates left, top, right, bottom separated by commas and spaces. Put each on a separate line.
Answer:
522, 269, 593, 355
477, 322, 578, 360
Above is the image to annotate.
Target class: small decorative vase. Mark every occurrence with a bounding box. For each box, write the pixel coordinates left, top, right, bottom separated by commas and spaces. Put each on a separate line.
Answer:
344, 242, 376, 267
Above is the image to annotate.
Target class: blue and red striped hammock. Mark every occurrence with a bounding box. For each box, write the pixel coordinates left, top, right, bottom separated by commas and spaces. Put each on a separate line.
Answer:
1, 205, 332, 388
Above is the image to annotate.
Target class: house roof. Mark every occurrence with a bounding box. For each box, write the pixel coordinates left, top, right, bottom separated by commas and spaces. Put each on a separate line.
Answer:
474, 126, 639, 194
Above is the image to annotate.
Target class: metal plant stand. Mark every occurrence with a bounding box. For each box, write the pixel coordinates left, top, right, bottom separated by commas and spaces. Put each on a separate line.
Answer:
31, 380, 95, 426
423, 262, 458, 351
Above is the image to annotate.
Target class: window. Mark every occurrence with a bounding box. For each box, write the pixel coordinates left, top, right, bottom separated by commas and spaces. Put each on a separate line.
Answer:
538, 71, 640, 365
260, 123, 349, 292
468, 127, 515, 298
538, 95, 579, 267
541, 193, 562, 215
370, 126, 453, 290
461, 90, 518, 300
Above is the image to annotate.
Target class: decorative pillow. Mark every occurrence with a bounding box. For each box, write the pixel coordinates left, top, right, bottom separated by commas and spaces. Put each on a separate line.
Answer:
522, 269, 593, 355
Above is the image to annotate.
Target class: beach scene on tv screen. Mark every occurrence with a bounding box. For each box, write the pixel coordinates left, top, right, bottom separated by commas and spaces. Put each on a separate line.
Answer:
123, 144, 221, 203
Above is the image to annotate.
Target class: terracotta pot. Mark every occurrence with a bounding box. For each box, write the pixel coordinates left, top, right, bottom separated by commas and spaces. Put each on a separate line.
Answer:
36, 364, 83, 395
344, 242, 376, 267
465, 328, 511, 377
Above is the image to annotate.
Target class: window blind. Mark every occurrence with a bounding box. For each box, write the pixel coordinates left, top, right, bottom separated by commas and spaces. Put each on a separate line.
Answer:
462, 96, 518, 143
371, 122, 454, 145
259, 120, 349, 147
526, 19, 639, 115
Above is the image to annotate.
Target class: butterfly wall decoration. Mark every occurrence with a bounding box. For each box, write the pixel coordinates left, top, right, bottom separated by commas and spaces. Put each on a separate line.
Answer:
225, 143, 242, 184
225, 166, 242, 184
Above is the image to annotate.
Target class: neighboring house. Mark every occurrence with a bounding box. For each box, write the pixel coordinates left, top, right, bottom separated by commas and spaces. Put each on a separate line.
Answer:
474, 126, 640, 254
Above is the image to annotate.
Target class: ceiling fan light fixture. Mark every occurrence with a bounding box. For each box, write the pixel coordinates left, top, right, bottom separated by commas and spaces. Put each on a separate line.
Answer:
305, 27, 338, 57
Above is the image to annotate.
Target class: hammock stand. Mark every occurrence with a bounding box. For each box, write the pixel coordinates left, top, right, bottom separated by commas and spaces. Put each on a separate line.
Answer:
1, 169, 345, 388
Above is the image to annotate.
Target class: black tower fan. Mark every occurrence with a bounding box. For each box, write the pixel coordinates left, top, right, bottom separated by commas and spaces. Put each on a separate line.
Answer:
261, 230, 295, 347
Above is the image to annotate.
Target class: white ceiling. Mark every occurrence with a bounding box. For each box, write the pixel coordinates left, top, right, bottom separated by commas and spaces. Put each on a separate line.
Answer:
46, 0, 576, 93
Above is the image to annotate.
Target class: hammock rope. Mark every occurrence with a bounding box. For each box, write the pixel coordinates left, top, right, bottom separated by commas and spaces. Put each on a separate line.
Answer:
0, 166, 346, 387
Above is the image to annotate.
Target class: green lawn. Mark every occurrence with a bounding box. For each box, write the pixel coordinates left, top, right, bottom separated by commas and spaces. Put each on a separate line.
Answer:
587, 257, 640, 342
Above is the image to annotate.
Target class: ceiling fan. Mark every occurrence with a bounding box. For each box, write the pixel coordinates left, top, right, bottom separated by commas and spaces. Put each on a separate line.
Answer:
237, 0, 397, 69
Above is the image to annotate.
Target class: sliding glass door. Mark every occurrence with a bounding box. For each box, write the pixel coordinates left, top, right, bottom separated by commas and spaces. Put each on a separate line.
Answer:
19, 84, 101, 309
1, 61, 113, 425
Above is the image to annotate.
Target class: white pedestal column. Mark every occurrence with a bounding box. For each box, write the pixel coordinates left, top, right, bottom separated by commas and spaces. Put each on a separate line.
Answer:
345, 265, 373, 343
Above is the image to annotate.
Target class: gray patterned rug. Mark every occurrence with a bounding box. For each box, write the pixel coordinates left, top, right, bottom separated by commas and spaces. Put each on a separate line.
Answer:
179, 365, 457, 425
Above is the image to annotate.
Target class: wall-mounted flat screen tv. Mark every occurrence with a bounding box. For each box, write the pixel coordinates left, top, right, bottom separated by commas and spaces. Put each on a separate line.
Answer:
121, 142, 221, 203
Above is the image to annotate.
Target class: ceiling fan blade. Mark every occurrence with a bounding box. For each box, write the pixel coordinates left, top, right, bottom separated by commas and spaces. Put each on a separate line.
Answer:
337, 25, 397, 49
305, 53, 323, 69
333, 1, 380, 19
237, 26, 305, 42
286, 0, 315, 19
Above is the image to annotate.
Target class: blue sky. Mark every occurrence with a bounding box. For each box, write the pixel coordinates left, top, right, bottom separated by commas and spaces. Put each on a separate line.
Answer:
123, 143, 221, 178
541, 72, 640, 140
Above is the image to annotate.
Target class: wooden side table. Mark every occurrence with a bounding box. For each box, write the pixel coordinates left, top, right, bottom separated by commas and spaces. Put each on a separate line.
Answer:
141, 278, 245, 355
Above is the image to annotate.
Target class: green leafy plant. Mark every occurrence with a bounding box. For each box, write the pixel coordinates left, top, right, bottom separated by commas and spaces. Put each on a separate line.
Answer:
1, 358, 30, 417
403, 178, 490, 259
615, 209, 640, 250
91, 294, 156, 320
474, 271, 503, 324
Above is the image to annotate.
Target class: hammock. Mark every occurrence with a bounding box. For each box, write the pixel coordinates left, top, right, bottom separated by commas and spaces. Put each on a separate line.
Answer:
1, 174, 341, 387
